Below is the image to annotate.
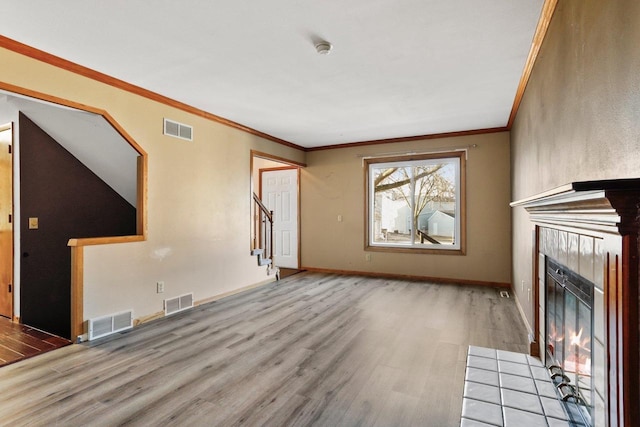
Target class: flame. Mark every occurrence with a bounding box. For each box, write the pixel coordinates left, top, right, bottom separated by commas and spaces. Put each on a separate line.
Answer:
569, 328, 590, 351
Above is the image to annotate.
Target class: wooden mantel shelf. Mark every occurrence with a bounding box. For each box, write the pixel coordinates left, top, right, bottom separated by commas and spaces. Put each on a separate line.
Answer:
511, 178, 640, 234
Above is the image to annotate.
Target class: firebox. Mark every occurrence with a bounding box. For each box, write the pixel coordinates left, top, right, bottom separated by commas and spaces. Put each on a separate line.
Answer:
545, 257, 594, 426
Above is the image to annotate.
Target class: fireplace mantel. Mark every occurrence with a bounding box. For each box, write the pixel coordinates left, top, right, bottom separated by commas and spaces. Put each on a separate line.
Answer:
512, 178, 640, 427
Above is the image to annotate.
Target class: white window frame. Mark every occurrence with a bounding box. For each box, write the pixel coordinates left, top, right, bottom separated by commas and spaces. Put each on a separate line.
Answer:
365, 151, 466, 255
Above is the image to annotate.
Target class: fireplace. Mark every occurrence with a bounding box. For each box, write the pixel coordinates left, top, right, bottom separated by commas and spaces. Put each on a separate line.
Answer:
545, 257, 594, 425
511, 179, 640, 427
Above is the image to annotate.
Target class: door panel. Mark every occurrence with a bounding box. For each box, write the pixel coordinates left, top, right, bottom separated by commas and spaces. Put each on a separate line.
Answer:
0, 125, 12, 319
261, 169, 298, 269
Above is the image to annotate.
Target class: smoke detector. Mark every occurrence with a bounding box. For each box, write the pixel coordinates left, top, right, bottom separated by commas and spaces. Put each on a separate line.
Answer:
315, 41, 332, 55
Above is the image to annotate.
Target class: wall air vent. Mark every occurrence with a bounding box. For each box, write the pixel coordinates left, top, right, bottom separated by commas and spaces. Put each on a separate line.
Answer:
88, 310, 134, 341
163, 118, 193, 141
164, 293, 194, 316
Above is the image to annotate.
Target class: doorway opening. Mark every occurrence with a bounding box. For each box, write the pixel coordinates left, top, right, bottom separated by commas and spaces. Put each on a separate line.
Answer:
251, 151, 303, 276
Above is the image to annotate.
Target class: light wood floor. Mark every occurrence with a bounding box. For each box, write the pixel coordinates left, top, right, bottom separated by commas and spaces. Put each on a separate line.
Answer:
0, 272, 529, 426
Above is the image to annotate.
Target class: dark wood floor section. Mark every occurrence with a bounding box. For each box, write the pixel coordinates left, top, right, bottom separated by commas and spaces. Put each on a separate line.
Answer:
0, 272, 528, 426
0, 317, 71, 367
279, 268, 305, 279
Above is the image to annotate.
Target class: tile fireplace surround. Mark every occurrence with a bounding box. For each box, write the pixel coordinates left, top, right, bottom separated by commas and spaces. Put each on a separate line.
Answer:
511, 179, 640, 427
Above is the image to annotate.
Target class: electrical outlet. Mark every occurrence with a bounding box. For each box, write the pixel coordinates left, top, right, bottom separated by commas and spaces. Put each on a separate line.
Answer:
337, 214, 343, 222
157, 281, 165, 293
365, 253, 371, 262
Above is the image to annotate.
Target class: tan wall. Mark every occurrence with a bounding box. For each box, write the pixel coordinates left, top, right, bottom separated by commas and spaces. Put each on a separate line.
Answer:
511, 0, 640, 330
0, 47, 305, 329
302, 132, 512, 284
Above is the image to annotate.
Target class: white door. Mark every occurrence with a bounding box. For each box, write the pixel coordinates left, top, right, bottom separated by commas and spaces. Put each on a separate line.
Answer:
261, 168, 298, 268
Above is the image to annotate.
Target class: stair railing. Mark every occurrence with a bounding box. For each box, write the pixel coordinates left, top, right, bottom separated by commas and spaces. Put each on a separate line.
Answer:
252, 192, 274, 265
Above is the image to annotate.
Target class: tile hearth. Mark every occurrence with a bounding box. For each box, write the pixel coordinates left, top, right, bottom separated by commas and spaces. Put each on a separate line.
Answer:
461, 346, 582, 427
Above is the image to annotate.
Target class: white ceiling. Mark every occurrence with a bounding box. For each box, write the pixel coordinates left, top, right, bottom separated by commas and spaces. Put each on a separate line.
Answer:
1, 0, 544, 148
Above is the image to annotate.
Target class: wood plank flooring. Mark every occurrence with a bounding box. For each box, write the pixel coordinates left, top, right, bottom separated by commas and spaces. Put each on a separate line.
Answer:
0, 317, 71, 367
0, 272, 529, 426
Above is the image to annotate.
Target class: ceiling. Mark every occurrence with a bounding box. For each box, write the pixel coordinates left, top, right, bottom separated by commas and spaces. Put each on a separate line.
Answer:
0, 92, 139, 206
1, 0, 544, 149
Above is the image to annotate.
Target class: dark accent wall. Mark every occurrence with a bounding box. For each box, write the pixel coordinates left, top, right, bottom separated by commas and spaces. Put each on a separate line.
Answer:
20, 113, 136, 339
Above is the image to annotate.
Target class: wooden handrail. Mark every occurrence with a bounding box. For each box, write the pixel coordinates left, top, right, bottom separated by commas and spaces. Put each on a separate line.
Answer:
253, 192, 273, 222
252, 192, 275, 264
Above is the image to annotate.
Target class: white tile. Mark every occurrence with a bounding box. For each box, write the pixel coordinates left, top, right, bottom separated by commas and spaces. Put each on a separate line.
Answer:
540, 396, 567, 420
469, 346, 497, 359
593, 339, 606, 398
496, 350, 527, 364
464, 382, 501, 405
499, 373, 536, 394
501, 389, 543, 414
558, 231, 568, 266
535, 380, 558, 398
594, 238, 604, 290
594, 287, 604, 342
530, 366, 551, 381
546, 417, 571, 427
526, 355, 544, 368
503, 407, 547, 427
594, 393, 605, 427
567, 233, 579, 273
462, 398, 504, 426
579, 235, 594, 282
498, 360, 531, 377
461, 417, 500, 427
466, 367, 500, 387
468, 355, 498, 371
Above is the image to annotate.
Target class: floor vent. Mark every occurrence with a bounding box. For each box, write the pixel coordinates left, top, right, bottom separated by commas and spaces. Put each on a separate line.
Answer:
165, 293, 194, 316
88, 310, 133, 341
163, 118, 193, 141
499, 290, 510, 298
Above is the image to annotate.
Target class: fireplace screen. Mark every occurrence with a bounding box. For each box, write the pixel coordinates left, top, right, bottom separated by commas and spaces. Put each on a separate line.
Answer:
546, 257, 594, 425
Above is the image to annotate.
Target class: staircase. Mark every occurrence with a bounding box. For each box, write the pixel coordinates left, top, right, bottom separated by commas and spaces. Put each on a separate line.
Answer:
252, 193, 279, 279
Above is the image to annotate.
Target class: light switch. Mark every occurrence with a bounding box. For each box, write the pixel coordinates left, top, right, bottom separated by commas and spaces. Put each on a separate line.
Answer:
28, 217, 39, 230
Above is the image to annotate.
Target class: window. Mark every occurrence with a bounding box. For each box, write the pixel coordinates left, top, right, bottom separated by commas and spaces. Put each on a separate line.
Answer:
365, 151, 465, 254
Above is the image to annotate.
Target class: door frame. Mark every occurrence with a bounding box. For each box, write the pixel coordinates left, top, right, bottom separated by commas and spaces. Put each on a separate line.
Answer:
250, 150, 305, 269
0, 123, 13, 321
259, 166, 300, 269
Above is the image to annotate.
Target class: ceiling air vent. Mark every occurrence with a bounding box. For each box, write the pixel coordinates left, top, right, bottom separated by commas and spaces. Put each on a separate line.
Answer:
163, 118, 193, 141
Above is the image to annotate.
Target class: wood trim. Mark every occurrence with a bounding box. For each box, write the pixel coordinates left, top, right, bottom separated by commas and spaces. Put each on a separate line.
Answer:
195, 277, 276, 307
507, 0, 559, 128
0, 35, 304, 151
0, 123, 15, 322
133, 311, 164, 327
301, 267, 511, 288
68, 235, 146, 247
363, 150, 467, 255
250, 150, 306, 168
70, 246, 83, 340
307, 127, 508, 152
137, 155, 148, 238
